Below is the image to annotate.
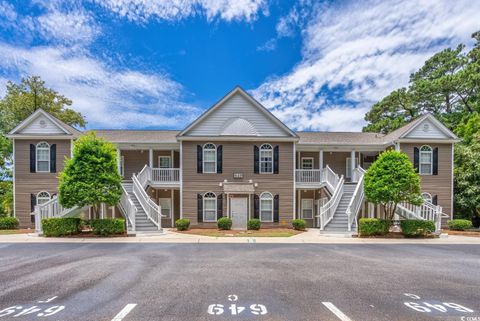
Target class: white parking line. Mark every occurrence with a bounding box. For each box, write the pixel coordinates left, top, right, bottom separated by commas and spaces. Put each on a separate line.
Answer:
322, 302, 353, 321
111, 304, 137, 321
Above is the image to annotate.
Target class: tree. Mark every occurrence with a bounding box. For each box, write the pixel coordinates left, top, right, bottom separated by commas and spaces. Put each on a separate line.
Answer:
59, 132, 122, 216
454, 139, 480, 223
0, 181, 13, 217
364, 150, 422, 221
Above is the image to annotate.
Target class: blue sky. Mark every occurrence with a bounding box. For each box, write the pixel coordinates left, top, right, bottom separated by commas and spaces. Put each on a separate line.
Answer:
0, 0, 478, 131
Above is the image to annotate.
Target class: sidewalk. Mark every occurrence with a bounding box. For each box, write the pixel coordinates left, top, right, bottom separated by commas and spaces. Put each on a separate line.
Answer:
1, 228, 480, 244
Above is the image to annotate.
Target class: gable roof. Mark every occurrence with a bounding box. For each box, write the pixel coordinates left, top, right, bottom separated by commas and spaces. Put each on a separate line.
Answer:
94, 129, 179, 144
7, 109, 83, 138
383, 113, 458, 141
177, 86, 298, 139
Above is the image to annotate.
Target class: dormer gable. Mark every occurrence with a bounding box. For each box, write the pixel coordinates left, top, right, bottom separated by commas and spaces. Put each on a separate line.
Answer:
400, 114, 457, 140
178, 87, 297, 140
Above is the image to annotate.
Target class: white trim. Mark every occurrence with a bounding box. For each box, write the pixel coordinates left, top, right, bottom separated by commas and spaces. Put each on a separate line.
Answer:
158, 155, 172, 168
419, 145, 433, 175
35, 141, 50, 173
12, 140, 15, 218
177, 136, 297, 142
202, 143, 217, 173
421, 192, 432, 203
293, 143, 296, 220
70, 139, 74, 158
400, 114, 458, 140
301, 157, 314, 169
259, 192, 274, 222
319, 149, 323, 170
203, 191, 217, 222
301, 198, 314, 219
8, 109, 72, 135
451, 142, 454, 220
171, 189, 175, 227
178, 87, 297, 138
180, 142, 183, 219
149, 149, 153, 167
259, 143, 273, 174
36, 191, 51, 205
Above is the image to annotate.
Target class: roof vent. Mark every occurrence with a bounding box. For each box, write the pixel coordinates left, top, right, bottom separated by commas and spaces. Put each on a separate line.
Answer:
221, 118, 259, 136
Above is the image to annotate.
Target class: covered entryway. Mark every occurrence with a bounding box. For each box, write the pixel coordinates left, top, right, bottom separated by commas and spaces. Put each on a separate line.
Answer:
223, 183, 255, 230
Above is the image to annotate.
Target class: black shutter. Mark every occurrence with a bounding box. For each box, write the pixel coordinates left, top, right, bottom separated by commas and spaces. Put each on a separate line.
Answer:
50, 144, 56, 173
273, 145, 279, 174
197, 194, 203, 222
197, 145, 203, 173
254, 145, 259, 174
432, 147, 438, 175
432, 195, 438, 205
254, 194, 259, 219
413, 147, 419, 172
30, 144, 36, 173
217, 145, 223, 174
273, 194, 279, 223
30, 194, 36, 213
217, 194, 223, 219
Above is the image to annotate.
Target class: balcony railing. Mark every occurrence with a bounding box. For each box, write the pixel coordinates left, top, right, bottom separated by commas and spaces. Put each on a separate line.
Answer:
151, 168, 180, 184
295, 169, 323, 184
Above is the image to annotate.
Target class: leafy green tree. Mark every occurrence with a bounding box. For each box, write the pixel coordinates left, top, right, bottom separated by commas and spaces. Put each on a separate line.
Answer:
0, 181, 13, 217
59, 132, 122, 216
364, 150, 422, 220
454, 140, 480, 222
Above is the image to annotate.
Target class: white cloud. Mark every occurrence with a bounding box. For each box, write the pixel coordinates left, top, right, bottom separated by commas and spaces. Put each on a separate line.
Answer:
0, 44, 200, 128
253, 0, 480, 131
257, 38, 277, 52
94, 0, 268, 23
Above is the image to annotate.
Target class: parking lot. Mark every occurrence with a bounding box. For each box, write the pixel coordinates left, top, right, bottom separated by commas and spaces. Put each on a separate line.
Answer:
0, 243, 479, 320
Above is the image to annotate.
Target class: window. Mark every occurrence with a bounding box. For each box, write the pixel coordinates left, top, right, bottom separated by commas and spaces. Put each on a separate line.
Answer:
203, 143, 216, 173
421, 192, 432, 204
301, 158, 313, 170
260, 192, 273, 222
301, 199, 313, 219
203, 192, 217, 222
36, 142, 50, 172
419, 145, 433, 175
158, 156, 171, 168
159, 198, 171, 218
37, 191, 51, 205
119, 156, 125, 177
260, 144, 273, 174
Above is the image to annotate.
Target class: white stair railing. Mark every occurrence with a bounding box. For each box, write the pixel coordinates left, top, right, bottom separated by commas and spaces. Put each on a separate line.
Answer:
396, 201, 446, 233
345, 167, 366, 231
151, 168, 180, 183
132, 169, 163, 230
119, 185, 137, 232
34, 196, 80, 233
323, 165, 340, 194
317, 175, 345, 230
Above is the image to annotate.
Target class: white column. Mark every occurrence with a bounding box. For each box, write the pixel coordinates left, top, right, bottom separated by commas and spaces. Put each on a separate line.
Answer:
171, 150, 174, 168
395, 142, 400, 151
117, 148, 121, 173
149, 149, 153, 168
171, 189, 174, 227
319, 149, 324, 170
351, 149, 356, 171
226, 194, 230, 218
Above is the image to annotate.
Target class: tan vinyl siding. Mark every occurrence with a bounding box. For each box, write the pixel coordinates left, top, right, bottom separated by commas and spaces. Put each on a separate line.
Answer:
324, 152, 350, 177
182, 141, 294, 226
14, 139, 71, 228
121, 150, 149, 179
401, 143, 453, 219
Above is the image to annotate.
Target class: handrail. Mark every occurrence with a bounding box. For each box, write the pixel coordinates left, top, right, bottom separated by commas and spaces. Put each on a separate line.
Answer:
323, 165, 340, 194
119, 184, 137, 232
132, 172, 163, 230
345, 166, 366, 231
317, 175, 345, 230
34, 196, 79, 232
137, 164, 151, 188
151, 168, 180, 183
396, 200, 445, 233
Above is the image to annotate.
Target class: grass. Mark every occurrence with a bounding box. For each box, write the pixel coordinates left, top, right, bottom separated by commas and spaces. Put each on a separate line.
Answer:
0, 229, 32, 235
176, 228, 303, 237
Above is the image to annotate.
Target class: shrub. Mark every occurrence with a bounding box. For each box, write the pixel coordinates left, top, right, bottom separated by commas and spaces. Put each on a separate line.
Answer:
0, 217, 19, 230
358, 218, 390, 236
42, 218, 82, 237
175, 218, 190, 231
247, 219, 261, 230
91, 219, 125, 236
448, 219, 473, 231
400, 220, 435, 237
292, 219, 306, 231
217, 217, 232, 230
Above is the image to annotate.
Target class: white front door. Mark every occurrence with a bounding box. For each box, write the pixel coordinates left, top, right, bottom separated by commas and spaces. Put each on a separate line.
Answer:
231, 198, 248, 230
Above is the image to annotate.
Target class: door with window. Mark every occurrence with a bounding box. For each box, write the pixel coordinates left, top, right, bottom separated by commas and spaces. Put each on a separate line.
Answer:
301, 199, 313, 220
158, 198, 171, 218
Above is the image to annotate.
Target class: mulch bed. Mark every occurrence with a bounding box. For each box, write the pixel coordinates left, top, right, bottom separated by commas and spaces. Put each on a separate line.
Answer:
443, 229, 480, 237
357, 232, 436, 239
49, 231, 129, 238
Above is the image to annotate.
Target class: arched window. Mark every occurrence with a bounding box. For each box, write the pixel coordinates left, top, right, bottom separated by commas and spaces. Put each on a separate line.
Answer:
421, 192, 432, 204
260, 192, 273, 222
37, 191, 51, 205
203, 192, 217, 222
203, 143, 216, 173
419, 145, 433, 175
36, 142, 50, 172
260, 144, 273, 174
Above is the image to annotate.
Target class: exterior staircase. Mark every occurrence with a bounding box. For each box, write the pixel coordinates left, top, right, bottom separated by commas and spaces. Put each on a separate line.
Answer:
122, 183, 160, 232
322, 183, 357, 233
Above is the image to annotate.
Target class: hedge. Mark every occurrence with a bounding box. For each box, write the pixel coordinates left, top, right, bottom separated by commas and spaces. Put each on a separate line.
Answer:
217, 217, 232, 230
400, 220, 435, 237
358, 218, 390, 236
0, 217, 19, 230
91, 219, 125, 236
292, 219, 306, 231
448, 219, 473, 231
175, 218, 190, 231
42, 218, 82, 237
247, 219, 261, 230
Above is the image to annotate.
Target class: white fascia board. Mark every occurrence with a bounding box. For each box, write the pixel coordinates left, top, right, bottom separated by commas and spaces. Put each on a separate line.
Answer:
9, 109, 71, 135
400, 114, 458, 139
177, 136, 298, 142
6, 134, 74, 139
